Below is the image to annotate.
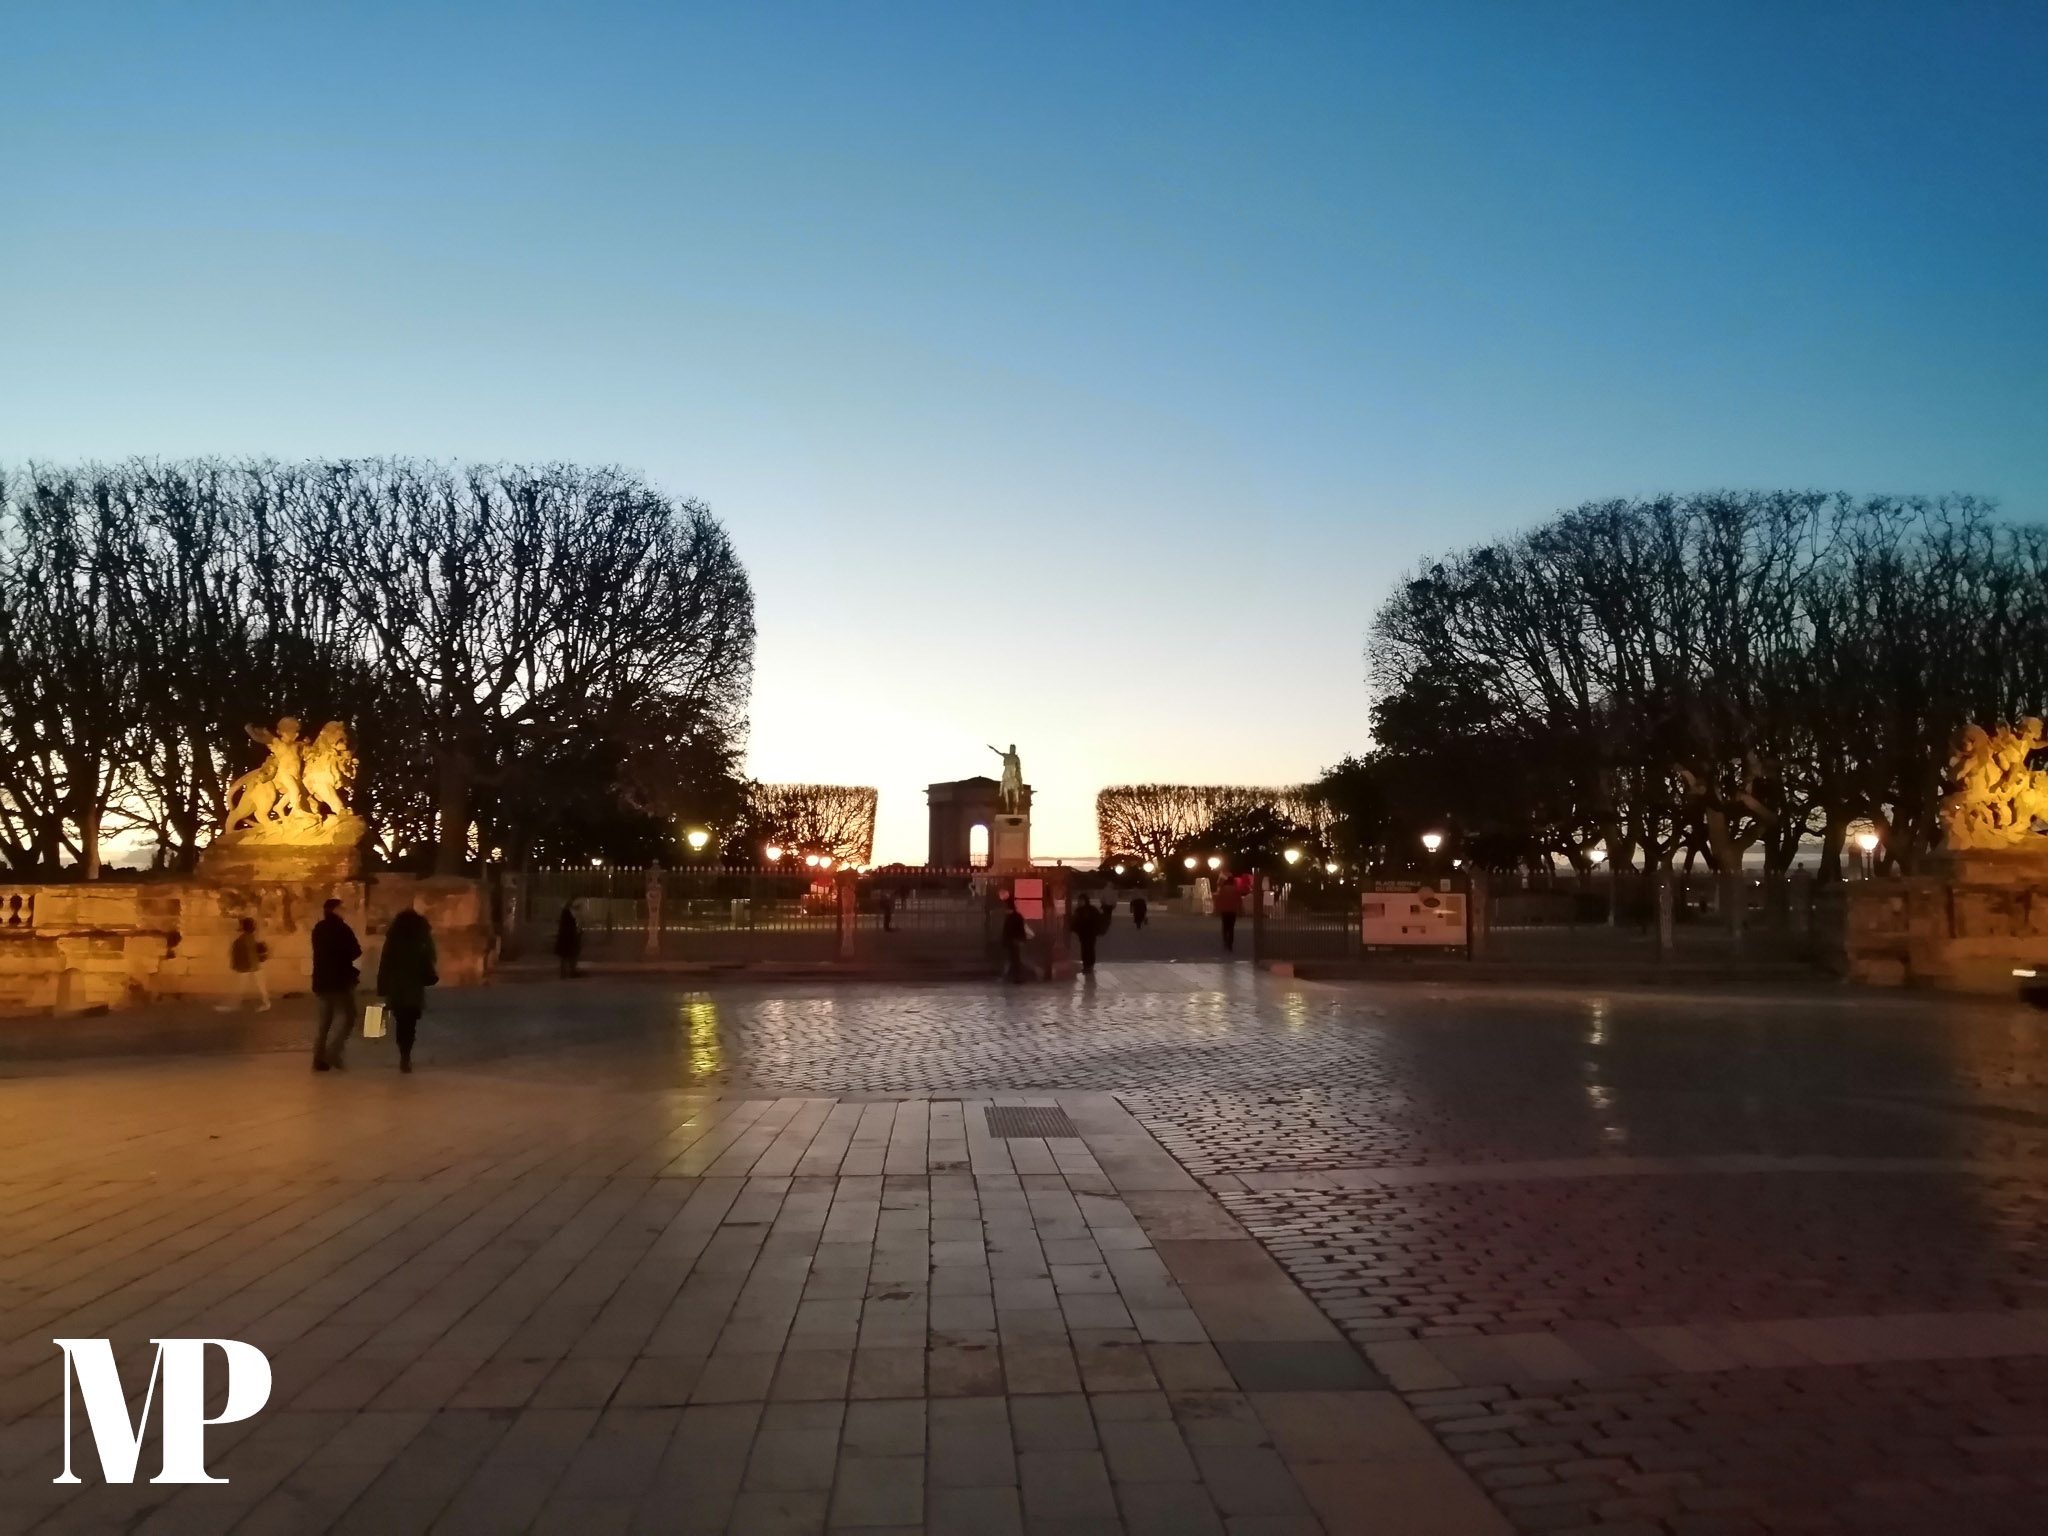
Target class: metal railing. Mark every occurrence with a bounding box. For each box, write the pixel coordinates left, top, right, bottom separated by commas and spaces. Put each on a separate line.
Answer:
503, 865, 1067, 971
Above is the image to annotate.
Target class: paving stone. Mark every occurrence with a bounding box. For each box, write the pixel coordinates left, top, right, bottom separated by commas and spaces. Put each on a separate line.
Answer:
1018, 1448, 1120, 1521
829, 1455, 923, 1526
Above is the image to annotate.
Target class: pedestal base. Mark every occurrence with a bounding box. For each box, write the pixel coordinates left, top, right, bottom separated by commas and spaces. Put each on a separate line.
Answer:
990, 814, 1031, 872
197, 812, 369, 886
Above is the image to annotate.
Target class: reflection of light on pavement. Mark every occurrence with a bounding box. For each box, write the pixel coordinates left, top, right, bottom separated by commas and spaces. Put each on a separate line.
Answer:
1583, 999, 1626, 1145
678, 994, 723, 1081
1281, 991, 1309, 1033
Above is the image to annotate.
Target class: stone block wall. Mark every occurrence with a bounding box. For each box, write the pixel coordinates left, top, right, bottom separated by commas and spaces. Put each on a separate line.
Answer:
0, 873, 492, 1015
1841, 849, 2048, 991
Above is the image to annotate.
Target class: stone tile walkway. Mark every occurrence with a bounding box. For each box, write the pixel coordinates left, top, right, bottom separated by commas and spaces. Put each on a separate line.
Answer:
0, 1054, 1499, 1535
4, 963, 2048, 1533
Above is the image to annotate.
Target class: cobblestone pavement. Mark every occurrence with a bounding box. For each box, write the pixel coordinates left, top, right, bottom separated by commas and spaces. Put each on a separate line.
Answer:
2, 963, 2046, 1533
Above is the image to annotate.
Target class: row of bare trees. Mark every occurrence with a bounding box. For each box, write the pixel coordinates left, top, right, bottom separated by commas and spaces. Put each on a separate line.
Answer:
1096, 784, 1333, 873
1348, 492, 2048, 878
740, 784, 879, 866
0, 459, 755, 875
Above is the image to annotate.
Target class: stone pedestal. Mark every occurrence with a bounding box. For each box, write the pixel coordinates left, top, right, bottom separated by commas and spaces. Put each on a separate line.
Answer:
197, 812, 369, 888
990, 814, 1031, 872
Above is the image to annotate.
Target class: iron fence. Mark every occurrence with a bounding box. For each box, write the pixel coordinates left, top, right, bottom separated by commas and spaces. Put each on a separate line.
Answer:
504, 865, 1039, 970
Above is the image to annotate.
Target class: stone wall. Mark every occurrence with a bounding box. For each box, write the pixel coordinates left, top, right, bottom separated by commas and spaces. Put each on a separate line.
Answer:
0, 874, 492, 1015
1841, 849, 2048, 991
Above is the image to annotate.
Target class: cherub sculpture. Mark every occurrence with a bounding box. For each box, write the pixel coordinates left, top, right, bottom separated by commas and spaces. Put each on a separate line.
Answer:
223, 717, 308, 831
222, 717, 354, 832
1940, 718, 2048, 849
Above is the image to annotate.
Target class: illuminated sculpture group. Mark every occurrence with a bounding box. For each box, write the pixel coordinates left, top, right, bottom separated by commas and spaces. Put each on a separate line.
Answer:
1939, 718, 2048, 850
223, 717, 358, 834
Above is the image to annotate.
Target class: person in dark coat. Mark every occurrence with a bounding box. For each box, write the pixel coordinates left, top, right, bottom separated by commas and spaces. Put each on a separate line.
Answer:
554, 903, 582, 978
1068, 893, 1106, 975
1212, 875, 1244, 952
1129, 894, 1149, 930
376, 907, 439, 1074
310, 898, 362, 1071
1000, 896, 1030, 983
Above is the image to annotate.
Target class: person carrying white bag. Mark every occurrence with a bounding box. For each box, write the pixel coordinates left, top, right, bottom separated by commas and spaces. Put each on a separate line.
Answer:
372, 906, 440, 1074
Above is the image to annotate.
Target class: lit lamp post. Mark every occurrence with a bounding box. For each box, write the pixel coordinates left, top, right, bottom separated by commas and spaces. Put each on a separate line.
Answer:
1421, 831, 1443, 878
1284, 848, 1302, 867
685, 828, 710, 862
1183, 856, 1198, 871
1857, 830, 1880, 879
1206, 855, 1222, 871
1589, 845, 1612, 925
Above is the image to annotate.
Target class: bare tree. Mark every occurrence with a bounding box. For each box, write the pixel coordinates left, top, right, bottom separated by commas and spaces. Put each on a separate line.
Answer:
745, 784, 878, 864
1095, 784, 1320, 865
295, 461, 754, 872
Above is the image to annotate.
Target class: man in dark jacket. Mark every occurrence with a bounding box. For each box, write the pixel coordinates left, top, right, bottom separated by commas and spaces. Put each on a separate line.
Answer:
1068, 893, 1106, 975
311, 897, 362, 1071
554, 904, 583, 979
1000, 896, 1030, 983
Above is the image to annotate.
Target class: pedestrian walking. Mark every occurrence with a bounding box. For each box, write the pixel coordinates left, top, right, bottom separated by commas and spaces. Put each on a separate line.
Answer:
879, 891, 896, 932
1000, 896, 1030, 982
555, 903, 582, 978
218, 917, 270, 1012
1129, 894, 1149, 930
311, 898, 361, 1071
1212, 875, 1243, 952
1068, 892, 1106, 974
375, 906, 439, 1074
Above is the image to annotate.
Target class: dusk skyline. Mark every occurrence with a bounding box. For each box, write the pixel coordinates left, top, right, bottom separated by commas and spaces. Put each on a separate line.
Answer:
5, 3, 2042, 860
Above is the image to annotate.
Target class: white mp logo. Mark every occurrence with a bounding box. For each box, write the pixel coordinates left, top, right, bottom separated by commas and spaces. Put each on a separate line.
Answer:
53, 1338, 272, 1484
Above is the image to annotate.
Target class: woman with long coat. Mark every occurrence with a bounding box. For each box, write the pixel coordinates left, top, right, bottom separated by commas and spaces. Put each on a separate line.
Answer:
376, 907, 439, 1073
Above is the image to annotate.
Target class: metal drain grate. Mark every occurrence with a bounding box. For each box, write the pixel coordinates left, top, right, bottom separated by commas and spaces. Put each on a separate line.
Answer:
984, 1105, 1080, 1139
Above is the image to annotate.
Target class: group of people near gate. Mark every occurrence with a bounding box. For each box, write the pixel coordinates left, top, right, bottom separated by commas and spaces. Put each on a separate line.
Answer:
1000, 869, 1250, 981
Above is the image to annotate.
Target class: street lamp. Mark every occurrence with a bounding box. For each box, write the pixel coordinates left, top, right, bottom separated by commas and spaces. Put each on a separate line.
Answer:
1856, 832, 1879, 853
1206, 856, 1222, 870
1589, 847, 1608, 866
765, 845, 783, 862
1283, 848, 1302, 865
1183, 856, 1198, 870
1142, 861, 1156, 874
589, 857, 603, 869
1421, 832, 1443, 854
1113, 864, 1126, 875
685, 829, 710, 852
1325, 861, 1339, 875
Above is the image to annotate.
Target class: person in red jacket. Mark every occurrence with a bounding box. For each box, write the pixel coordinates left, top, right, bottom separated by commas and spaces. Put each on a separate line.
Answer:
1212, 874, 1243, 952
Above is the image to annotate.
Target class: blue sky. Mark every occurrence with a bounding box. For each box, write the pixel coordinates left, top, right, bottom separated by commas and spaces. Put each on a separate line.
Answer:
4, 2, 2043, 860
